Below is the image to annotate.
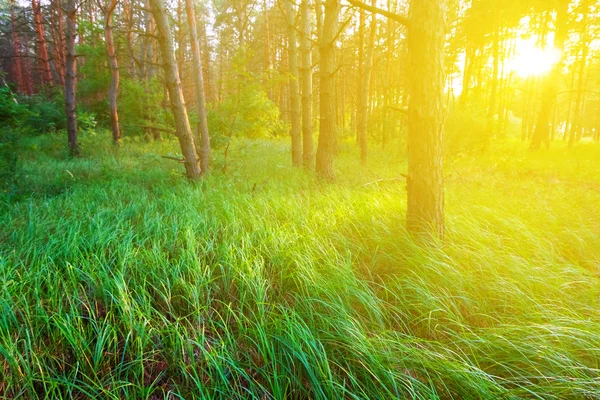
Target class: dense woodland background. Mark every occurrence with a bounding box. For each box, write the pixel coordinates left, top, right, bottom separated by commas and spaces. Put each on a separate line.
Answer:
1, 0, 600, 398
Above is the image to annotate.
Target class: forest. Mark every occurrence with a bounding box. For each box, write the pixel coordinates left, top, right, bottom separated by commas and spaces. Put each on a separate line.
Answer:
1, 0, 600, 397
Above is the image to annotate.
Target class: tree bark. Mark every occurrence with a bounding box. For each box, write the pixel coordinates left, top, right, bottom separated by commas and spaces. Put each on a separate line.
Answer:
103, 0, 121, 144
185, 0, 211, 173
299, 0, 314, 168
357, 0, 376, 165
406, 0, 445, 237
10, 0, 23, 93
150, 0, 202, 180
64, 0, 79, 155
315, 0, 340, 180
32, 0, 53, 86
284, 0, 302, 166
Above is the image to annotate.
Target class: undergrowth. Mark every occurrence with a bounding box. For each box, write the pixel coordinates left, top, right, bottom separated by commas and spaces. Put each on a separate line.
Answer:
1, 134, 599, 399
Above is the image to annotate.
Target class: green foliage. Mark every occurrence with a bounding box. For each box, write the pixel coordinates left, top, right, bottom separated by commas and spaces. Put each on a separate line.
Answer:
118, 78, 169, 137
0, 88, 29, 185
445, 104, 490, 156
211, 85, 284, 140
1, 135, 600, 398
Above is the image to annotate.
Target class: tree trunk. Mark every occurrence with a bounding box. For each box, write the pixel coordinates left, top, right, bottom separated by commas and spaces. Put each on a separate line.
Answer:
103, 0, 121, 144
284, 0, 302, 166
64, 0, 79, 155
357, 0, 376, 165
150, 0, 202, 180
32, 0, 52, 86
10, 0, 23, 93
530, 0, 569, 150
185, 0, 211, 173
406, 0, 445, 237
299, 0, 314, 168
315, 0, 340, 180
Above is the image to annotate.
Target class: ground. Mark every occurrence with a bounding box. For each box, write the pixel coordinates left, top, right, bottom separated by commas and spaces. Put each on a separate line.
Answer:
1, 132, 599, 399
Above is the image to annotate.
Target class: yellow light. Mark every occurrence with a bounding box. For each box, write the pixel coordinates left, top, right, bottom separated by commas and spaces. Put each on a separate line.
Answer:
509, 38, 561, 77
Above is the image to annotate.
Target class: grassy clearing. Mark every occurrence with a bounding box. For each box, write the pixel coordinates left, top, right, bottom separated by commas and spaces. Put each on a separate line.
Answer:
1, 132, 600, 399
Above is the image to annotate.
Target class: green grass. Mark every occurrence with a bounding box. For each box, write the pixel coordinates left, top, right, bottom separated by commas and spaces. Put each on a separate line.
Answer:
1, 132, 600, 399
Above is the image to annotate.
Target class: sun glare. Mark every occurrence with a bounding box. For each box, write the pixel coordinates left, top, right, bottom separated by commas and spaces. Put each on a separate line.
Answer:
510, 38, 561, 77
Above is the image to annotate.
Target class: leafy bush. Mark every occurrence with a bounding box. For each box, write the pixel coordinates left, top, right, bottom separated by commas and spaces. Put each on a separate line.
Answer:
445, 104, 490, 156
211, 86, 283, 140
0, 88, 29, 185
20, 89, 66, 134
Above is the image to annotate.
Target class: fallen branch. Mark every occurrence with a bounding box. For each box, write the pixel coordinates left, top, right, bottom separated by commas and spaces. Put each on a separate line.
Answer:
362, 175, 407, 187
161, 155, 185, 163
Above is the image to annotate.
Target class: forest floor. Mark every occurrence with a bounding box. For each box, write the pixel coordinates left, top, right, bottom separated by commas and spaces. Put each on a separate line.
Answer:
1, 132, 600, 399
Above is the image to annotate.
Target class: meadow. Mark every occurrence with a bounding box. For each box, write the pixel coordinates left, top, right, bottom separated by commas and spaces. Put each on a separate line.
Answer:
1, 133, 600, 399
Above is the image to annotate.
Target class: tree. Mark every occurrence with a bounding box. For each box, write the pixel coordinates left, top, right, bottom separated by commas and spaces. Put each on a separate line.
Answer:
185, 0, 211, 172
406, 0, 446, 237
64, 0, 79, 155
530, 0, 569, 150
357, 0, 376, 165
299, 0, 314, 168
347, 0, 445, 237
31, 0, 52, 86
315, 0, 340, 180
284, 0, 302, 166
100, 0, 121, 144
150, 0, 203, 180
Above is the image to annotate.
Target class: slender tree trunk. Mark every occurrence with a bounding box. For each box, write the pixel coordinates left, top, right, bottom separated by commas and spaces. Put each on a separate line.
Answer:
186, 0, 211, 172
530, 0, 569, 150
10, 0, 23, 93
32, 0, 52, 86
357, 0, 376, 165
123, 0, 138, 79
284, 0, 302, 166
315, 0, 340, 180
299, 0, 314, 168
150, 0, 202, 180
64, 0, 79, 155
103, 0, 121, 144
406, 0, 445, 237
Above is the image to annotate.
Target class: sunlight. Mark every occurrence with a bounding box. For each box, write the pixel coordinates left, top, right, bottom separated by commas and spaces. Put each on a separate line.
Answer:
509, 38, 562, 77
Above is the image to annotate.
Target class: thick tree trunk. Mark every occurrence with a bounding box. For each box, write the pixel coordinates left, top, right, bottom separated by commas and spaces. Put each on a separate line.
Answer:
315, 0, 340, 180
103, 0, 121, 144
406, 0, 445, 237
530, 0, 569, 150
185, 0, 211, 173
357, 1, 376, 165
64, 0, 79, 155
32, 0, 52, 86
284, 0, 302, 166
299, 0, 314, 168
150, 0, 202, 180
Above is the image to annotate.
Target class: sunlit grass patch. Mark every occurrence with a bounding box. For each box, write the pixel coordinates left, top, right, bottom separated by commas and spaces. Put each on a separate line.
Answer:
1, 135, 599, 398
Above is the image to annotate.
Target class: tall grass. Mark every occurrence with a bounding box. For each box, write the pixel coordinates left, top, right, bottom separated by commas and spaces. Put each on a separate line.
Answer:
1, 132, 599, 399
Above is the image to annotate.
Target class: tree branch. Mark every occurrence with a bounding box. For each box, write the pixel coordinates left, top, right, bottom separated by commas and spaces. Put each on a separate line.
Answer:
345, 0, 410, 28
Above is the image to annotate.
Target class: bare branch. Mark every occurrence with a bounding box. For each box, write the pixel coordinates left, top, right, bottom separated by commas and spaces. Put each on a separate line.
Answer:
345, 0, 410, 28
